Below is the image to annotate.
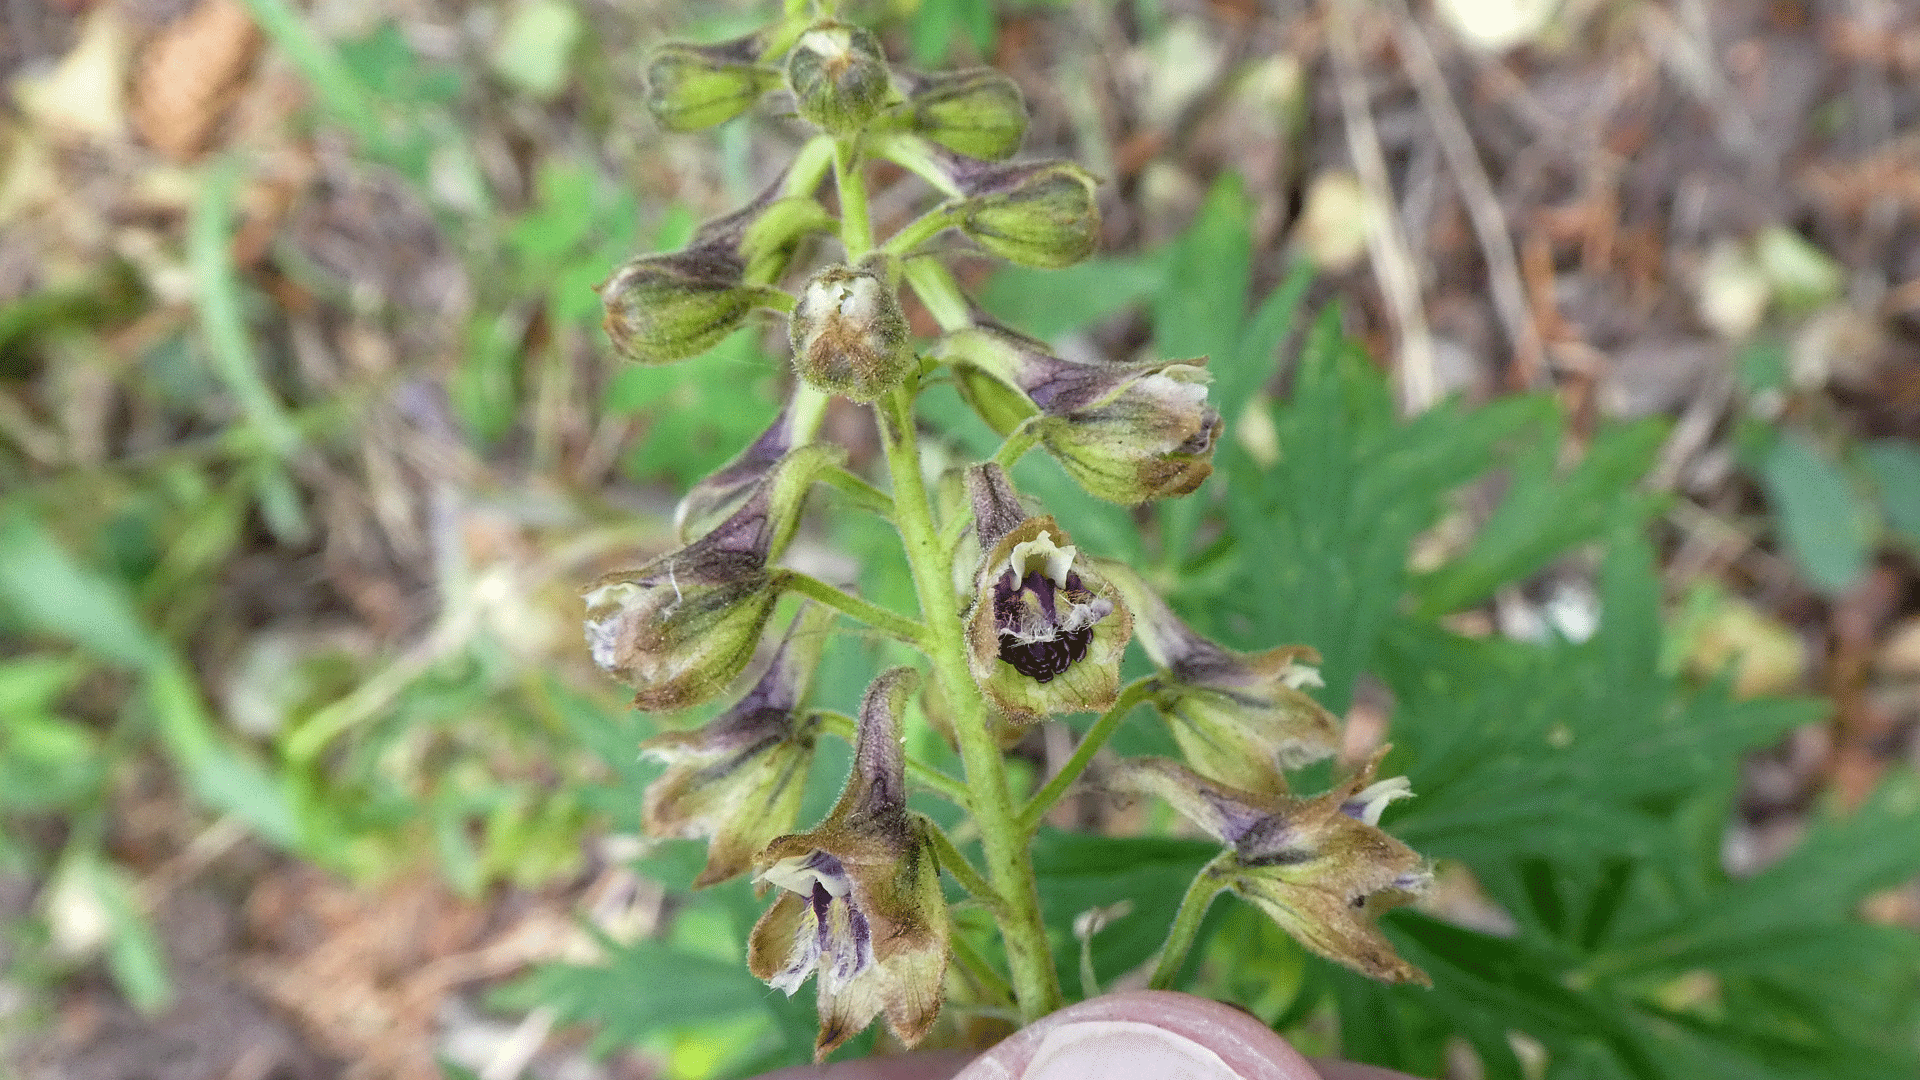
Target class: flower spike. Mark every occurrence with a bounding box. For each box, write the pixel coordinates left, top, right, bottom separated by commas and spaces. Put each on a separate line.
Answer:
935, 321, 1222, 504
1111, 751, 1432, 986
748, 668, 949, 1058
640, 603, 836, 887
583, 444, 841, 711
961, 464, 1131, 723
1098, 559, 1338, 794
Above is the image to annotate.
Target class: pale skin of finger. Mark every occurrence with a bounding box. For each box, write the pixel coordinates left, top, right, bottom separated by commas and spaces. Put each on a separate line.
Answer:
754, 992, 1421, 1080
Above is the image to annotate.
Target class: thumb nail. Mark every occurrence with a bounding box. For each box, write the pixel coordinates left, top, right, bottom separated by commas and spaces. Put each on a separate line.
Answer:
1023, 1021, 1242, 1080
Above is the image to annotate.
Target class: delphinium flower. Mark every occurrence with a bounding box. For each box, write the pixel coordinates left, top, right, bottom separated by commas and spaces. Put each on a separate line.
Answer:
1098, 559, 1339, 795
583, 445, 837, 711
748, 669, 949, 1056
1114, 750, 1431, 985
935, 321, 1223, 505
962, 464, 1131, 723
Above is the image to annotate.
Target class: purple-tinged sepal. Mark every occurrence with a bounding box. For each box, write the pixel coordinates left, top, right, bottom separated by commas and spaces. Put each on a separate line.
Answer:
582, 444, 840, 711
789, 255, 915, 403
953, 159, 1100, 269
933, 322, 1221, 504
747, 668, 949, 1059
673, 396, 820, 543
1098, 559, 1338, 794
1111, 751, 1432, 986
643, 34, 781, 132
639, 604, 835, 887
961, 464, 1131, 723
785, 21, 893, 136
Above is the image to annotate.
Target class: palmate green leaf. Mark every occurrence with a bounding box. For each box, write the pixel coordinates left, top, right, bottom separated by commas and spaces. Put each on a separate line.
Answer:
1606, 769, 1920, 977
1382, 535, 1816, 869
512, 938, 771, 1055
1217, 309, 1542, 712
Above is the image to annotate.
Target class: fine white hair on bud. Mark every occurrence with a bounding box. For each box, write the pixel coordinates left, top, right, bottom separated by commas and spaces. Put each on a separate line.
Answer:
789, 259, 914, 402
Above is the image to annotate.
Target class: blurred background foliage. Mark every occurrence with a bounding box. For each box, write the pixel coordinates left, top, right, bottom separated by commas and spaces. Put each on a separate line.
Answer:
1, 0, 1918, 1077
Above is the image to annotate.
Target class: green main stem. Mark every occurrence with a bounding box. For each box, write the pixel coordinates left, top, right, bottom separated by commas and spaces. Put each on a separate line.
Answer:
878, 383, 1063, 1020
838, 136, 1061, 1020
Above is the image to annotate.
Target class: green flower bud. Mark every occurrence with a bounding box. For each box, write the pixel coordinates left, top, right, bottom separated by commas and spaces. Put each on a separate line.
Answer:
785, 21, 893, 135
1098, 558, 1338, 794
954, 159, 1100, 269
749, 668, 949, 1059
599, 247, 786, 365
789, 255, 914, 403
640, 603, 835, 888
600, 171, 829, 365
961, 465, 1131, 723
892, 68, 1027, 160
582, 445, 840, 711
1111, 751, 1432, 986
933, 322, 1222, 503
644, 36, 781, 132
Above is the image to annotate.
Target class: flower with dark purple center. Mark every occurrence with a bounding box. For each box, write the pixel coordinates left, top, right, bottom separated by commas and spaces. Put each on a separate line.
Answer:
748, 669, 948, 1059
961, 464, 1130, 723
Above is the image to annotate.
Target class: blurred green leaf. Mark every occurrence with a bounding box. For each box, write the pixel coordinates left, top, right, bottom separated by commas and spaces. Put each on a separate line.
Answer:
1758, 435, 1873, 594
1859, 438, 1920, 550
489, 0, 582, 100
977, 254, 1165, 341
1031, 831, 1214, 990
0, 507, 167, 668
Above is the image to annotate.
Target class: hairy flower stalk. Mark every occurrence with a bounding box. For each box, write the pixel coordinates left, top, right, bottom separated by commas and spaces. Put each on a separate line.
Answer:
590, 7, 1434, 1052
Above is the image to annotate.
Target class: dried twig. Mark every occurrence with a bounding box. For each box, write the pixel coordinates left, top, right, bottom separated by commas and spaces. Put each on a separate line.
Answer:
1325, 0, 1437, 413
1382, 2, 1545, 388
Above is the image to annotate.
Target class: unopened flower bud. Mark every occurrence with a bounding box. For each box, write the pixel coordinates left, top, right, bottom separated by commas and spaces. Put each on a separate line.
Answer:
599, 245, 787, 366
1111, 751, 1432, 986
749, 668, 949, 1058
961, 465, 1131, 723
785, 21, 893, 136
644, 36, 781, 132
583, 445, 840, 711
1098, 559, 1338, 794
640, 604, 835, 887
955, 160, 1100, 269
674, 396, 815, 543
892, 68, 1027, 160
934, 322, 1222, 503
790, 256, 914, 402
